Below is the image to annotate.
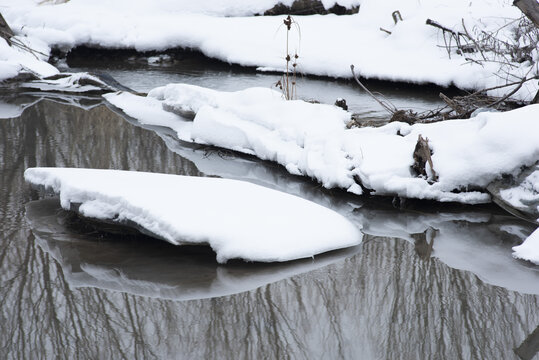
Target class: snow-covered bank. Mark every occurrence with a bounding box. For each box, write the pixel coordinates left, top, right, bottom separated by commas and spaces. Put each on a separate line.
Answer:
2, 0, 537, 100
24, 167, 362, 263
0, 36, 58, 81
105, 84, 539, 205
2, 0, 360, 18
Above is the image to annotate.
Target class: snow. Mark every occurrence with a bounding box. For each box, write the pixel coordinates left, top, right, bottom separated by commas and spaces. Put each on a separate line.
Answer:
104, 83, 539, 204
513, 228, 539, 265
24, 167, 362, 263
0, 36, 58, 81
0, 0, 358, 18
2, 0, 536, 99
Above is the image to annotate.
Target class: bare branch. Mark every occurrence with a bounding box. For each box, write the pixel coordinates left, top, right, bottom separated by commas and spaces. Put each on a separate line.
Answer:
350, 65, 397, 115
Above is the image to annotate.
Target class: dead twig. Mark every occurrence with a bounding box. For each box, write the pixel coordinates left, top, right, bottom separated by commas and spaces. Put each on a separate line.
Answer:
350, 64, 397, 115
486, 67, 536, 107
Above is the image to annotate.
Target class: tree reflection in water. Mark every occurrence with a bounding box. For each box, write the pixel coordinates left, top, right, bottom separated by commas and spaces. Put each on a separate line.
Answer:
0, 98, 538, 359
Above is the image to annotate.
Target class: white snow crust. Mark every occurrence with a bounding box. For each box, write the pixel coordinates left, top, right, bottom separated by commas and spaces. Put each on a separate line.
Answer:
2, 0, 536, 99
513, 228, 539, 265
24, 167, 362, 263
0, 36, 58, 81
104, 84, 539, 205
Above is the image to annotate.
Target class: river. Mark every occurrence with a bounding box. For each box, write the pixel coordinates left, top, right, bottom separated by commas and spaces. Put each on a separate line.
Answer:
0, 59, 538, 359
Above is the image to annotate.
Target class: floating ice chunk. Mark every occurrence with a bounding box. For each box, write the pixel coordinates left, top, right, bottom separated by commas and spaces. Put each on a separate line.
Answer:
513, 228, 539, 265
24, 167, 362, 263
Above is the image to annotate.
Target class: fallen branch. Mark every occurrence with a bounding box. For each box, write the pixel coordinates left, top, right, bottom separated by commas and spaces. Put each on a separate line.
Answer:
486, 68, 536, 107
350, 64, 397, 115
439, 92, 465, 115
426, 18, 470, 53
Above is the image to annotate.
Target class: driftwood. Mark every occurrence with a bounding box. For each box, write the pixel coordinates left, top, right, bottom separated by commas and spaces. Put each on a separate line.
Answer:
425, 18, 481, 59
412, 135, 438, 183
0, 12, 14, 45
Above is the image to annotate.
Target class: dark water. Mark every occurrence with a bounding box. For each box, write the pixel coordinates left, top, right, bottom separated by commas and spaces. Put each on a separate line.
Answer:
1, 87, 539, 359
64, 54, 446, 121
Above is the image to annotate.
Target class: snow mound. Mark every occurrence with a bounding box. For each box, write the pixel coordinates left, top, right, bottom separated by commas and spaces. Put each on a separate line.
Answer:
513, 228, 539, 265
24, 167, 362, 263
105, 84, 539, 204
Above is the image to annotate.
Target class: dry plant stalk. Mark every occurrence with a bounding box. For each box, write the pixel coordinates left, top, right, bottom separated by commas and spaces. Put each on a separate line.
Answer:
275, 15, 301, 100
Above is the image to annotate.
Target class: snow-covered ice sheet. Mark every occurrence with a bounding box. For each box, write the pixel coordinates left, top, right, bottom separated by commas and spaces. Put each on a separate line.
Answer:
24, 167, 362, 263
2, 0, 536, 99
513, 228, 539, 265
104, 84, 539, 205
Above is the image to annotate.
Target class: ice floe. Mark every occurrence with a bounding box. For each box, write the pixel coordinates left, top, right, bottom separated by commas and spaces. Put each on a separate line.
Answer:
24, 167, 362, 263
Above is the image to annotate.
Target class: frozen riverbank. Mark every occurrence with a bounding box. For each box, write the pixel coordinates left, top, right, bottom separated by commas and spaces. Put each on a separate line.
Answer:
105, 84, 539, 204
2, 0, 537, 100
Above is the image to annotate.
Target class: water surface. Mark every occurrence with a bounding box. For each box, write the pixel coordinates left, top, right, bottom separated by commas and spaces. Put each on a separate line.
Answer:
0, 78, 538, 359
